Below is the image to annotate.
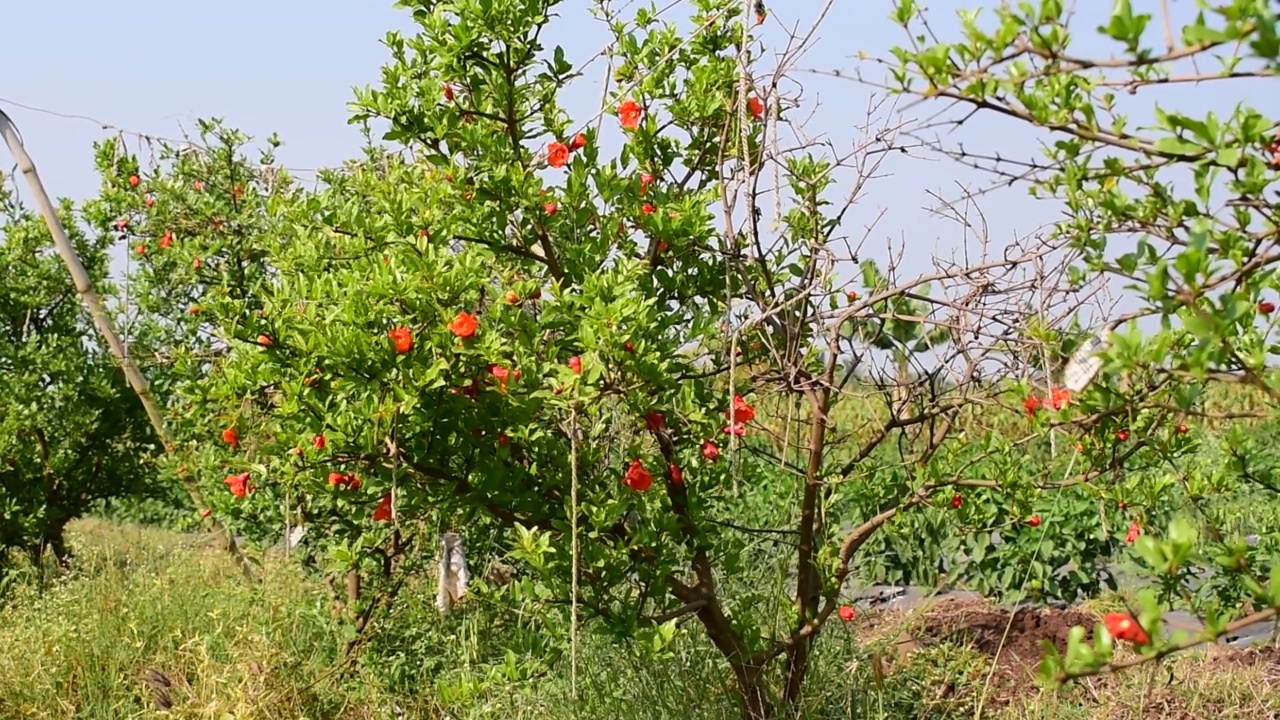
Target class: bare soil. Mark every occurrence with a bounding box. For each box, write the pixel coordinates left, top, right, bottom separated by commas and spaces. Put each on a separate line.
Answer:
860, 597, 1280, 716
913, 598, 1098, 667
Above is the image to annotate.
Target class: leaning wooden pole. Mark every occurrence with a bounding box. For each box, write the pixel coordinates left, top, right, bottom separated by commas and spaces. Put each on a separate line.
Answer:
0, 108, 256, 581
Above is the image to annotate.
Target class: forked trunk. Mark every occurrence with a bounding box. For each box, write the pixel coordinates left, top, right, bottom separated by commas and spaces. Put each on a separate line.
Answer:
689, 590, 775, 719
781, 639, 813, 715
734, 665, 772, 720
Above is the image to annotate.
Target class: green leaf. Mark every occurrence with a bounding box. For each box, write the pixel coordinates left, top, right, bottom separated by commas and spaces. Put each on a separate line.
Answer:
1154, 136, 1205, 156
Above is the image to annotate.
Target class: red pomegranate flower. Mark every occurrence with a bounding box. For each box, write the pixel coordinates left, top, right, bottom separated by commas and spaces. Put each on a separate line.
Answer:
544, 201, 558, 215
568, 355, 582, 375
1050, 387, 1070, 411
449, 311, 478, 338
640, 173, 654, 195
1103, 612, 1150, 645
312, 434, 326, 449
224, 471, 250, 498
546, 142, 570, 168
388, 326, 413, 354
624, 459, 653, 492
1125, 521, 1141, 544
491, 365, 512, 389
569, 132, 587, 151
645, 411, 665, 433
951, 494, 963, 509
328, 472, 361, 491
747, 96, 764, 120
222, 428, 239, 449
373, 494, 394, 522
160, 231, 174, 249
442, 83, 455, 102
670, 465, 683, 485
726, 395, 756, 425
1027, 515, 1041, 527
641, 203, 656, 215
618, 99, 643, 130
1023, 394, 1041, 417
838, 605, 855, 622
702, 441, 720, 462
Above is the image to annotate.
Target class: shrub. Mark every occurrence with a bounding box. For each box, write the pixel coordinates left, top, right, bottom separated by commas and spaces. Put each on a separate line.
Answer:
0, 175, 158, 577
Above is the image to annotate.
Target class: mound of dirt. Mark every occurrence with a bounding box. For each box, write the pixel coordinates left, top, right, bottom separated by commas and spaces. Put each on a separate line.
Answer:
867, 597, 1280, 714
914, 597, 1098, 667
1201, 645, 1280, 672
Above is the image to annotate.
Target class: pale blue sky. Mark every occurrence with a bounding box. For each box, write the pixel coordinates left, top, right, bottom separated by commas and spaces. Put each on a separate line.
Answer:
1, 1, 1273, 314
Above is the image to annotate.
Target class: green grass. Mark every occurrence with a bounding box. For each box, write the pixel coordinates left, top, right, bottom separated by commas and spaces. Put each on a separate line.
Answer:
0, 519, 361, 719
1, 519, 1278, 719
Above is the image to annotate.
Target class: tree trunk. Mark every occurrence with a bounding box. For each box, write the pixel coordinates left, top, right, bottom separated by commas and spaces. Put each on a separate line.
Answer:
781, 644, 810, 716
733, 664, 772, 720
782, 593, 818, 713
688, 592, 775, 719
340, 568, 364, 656
783, 390, 829, 713
893, 351, 910, 408
45, 523, 71, 571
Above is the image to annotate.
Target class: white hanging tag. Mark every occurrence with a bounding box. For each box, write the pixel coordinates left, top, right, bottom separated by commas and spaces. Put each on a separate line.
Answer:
1061, 327, 1112, 393
436, 532, 470, 615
